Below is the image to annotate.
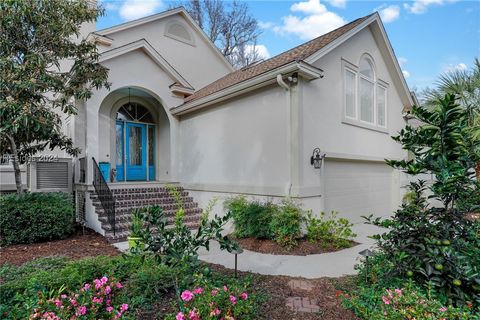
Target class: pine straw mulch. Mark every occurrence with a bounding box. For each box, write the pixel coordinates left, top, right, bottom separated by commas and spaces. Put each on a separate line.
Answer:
234, 236, 358, 256
0, 227, 120, 266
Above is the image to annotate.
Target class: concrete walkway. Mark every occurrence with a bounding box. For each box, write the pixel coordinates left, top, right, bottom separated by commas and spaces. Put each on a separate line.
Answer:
113, 224, 384, 278
197, 223, 382, 278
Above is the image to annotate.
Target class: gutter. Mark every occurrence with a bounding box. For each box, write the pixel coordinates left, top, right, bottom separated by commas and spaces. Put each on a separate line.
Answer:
171, 61, 323, 116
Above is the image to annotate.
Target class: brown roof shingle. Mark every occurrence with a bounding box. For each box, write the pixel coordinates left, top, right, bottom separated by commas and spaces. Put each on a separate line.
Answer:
184, 14, 373, 103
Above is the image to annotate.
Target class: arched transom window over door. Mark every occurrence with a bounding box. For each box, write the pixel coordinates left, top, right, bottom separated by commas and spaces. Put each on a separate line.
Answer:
344, 55, 388, 129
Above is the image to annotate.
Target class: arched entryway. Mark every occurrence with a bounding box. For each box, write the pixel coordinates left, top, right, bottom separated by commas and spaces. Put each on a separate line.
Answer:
98, 87, 171, 182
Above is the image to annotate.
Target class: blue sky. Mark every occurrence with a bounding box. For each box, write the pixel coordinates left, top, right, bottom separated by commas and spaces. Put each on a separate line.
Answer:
97, 0, 480, 91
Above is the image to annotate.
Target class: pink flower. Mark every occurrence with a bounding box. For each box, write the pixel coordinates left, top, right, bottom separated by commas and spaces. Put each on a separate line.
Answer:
83, 283, 91, 290
105, 286, 111, 294
101, 276, 108, 285
193, 287, 204, 295
181, 290, 194, 302
106, 299, 111, 306
210, 308, 221, 316
382, 296, 390, 305
116, 282, 123, 289
77, 306, 87, 316
54, 299, 62, 307
394, 288, 402, 296
176, 312, 185, 320
188, 309, 200, 320
120, 303, 129, 312
223, 286, 228, 292
69, 299, 78, 307
211, 289, 218, 296
92, 297, 103, 304
240, 292, 248, 300
106, 306, 113, 313
439, 307, 447, 312
94, 279, 102, 290
229, 295, 237, 305
60, 294, 67, 299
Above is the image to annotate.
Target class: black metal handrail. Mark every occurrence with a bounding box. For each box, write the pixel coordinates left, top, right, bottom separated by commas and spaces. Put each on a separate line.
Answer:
92, 157, 115, 235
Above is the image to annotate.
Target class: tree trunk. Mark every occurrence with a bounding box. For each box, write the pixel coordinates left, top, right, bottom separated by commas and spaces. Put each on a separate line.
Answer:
476, 162, 480, 181
6, 134, 23, 195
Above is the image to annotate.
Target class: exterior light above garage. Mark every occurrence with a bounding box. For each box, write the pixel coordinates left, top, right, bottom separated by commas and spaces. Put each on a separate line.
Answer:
310, 148, 326, 169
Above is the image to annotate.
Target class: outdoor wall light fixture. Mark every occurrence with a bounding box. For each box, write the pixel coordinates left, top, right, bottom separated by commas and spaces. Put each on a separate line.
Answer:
310, 148, 325, 169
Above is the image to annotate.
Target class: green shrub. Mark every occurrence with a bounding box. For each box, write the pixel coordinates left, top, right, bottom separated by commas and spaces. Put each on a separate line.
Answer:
362, 95, 480, 308
226, 196, 276, 239
167, 274, 258, 320
344, 280, 476, 320
306, 211, 356, 248
0, 192, 75, 245
0, 255, 157, 319
269, 199, 304, 248
125, 262, 175, 309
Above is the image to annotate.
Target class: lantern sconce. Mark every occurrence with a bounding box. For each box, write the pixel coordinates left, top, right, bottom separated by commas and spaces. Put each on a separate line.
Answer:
310, 148, 326, 169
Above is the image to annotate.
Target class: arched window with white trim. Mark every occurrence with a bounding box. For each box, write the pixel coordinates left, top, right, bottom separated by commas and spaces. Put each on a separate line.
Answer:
343, 55, 388, 129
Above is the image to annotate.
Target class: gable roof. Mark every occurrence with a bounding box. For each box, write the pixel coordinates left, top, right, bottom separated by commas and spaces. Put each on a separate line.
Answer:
184, 14, 373, 103
95, 7, 234, 72
99, 39, 193, 90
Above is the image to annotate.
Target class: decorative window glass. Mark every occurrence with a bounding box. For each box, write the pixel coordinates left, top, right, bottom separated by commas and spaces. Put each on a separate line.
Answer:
343, 56, 388, 129
345, 69, 356, 118
116, 103, 154, 123
377, 85, 387, 127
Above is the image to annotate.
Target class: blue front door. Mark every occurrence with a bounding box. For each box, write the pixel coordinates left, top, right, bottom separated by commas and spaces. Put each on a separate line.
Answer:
126, 122, 147, 181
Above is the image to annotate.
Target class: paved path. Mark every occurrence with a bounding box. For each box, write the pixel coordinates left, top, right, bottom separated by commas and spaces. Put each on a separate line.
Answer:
114, 224, 384, 278
198, 224, 382, 278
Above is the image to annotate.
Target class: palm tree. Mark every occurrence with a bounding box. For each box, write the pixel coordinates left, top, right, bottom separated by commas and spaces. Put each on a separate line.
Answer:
423, 58, 480, 179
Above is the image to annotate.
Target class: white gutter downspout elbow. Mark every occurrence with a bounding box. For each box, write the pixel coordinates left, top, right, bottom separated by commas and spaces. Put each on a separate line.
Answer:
276, 74, 290, 90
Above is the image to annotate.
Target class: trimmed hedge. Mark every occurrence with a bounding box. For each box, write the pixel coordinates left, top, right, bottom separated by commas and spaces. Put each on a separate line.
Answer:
0, 192, 75, 245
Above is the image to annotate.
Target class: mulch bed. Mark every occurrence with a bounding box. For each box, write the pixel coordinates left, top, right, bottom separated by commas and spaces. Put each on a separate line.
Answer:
208, 263, 360, 320
0, 227, 120, 266
234, 237, 358, 255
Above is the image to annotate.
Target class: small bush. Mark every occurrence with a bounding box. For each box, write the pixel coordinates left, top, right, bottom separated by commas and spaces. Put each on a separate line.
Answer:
269, 199, 304, 248
344, 280, 476, 320
30, 276, 129, 319
0, 255, 162, 319
167, 280, 257, 320
306, 211, 356, 248
125, 263, 175, 309
226, 196, 276, 239
0, 192, 75, 245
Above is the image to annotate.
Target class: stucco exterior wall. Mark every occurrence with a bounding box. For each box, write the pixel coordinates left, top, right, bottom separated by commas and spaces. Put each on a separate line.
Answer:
178, 85, 291, 196
298, 26, 408, 218
98, 14, 232, 90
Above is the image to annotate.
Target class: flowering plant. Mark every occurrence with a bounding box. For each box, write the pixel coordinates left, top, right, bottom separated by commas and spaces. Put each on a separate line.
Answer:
29, 276, 130, 320
166, 283, 255, 320
379, 285, 474, 320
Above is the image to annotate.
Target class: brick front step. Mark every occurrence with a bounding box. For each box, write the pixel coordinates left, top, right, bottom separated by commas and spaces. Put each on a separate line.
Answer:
90, 185, 202, 243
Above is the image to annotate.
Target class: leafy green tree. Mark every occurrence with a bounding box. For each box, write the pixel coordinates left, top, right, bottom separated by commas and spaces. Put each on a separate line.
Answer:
423, 58, 480, 177
365, 94, 480, 306
0, 0, 109, 194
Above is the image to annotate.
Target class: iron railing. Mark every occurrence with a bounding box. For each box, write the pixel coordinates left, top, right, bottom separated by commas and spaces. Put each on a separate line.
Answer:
92, 157, 116, 235
79, 157, 86, 183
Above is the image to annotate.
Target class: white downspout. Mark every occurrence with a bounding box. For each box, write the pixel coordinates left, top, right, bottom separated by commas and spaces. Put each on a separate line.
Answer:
277, 74, 295, 197
276, 74, 290, 91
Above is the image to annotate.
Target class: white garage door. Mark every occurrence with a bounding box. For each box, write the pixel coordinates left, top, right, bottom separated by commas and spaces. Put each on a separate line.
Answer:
323, 160, 394, 223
